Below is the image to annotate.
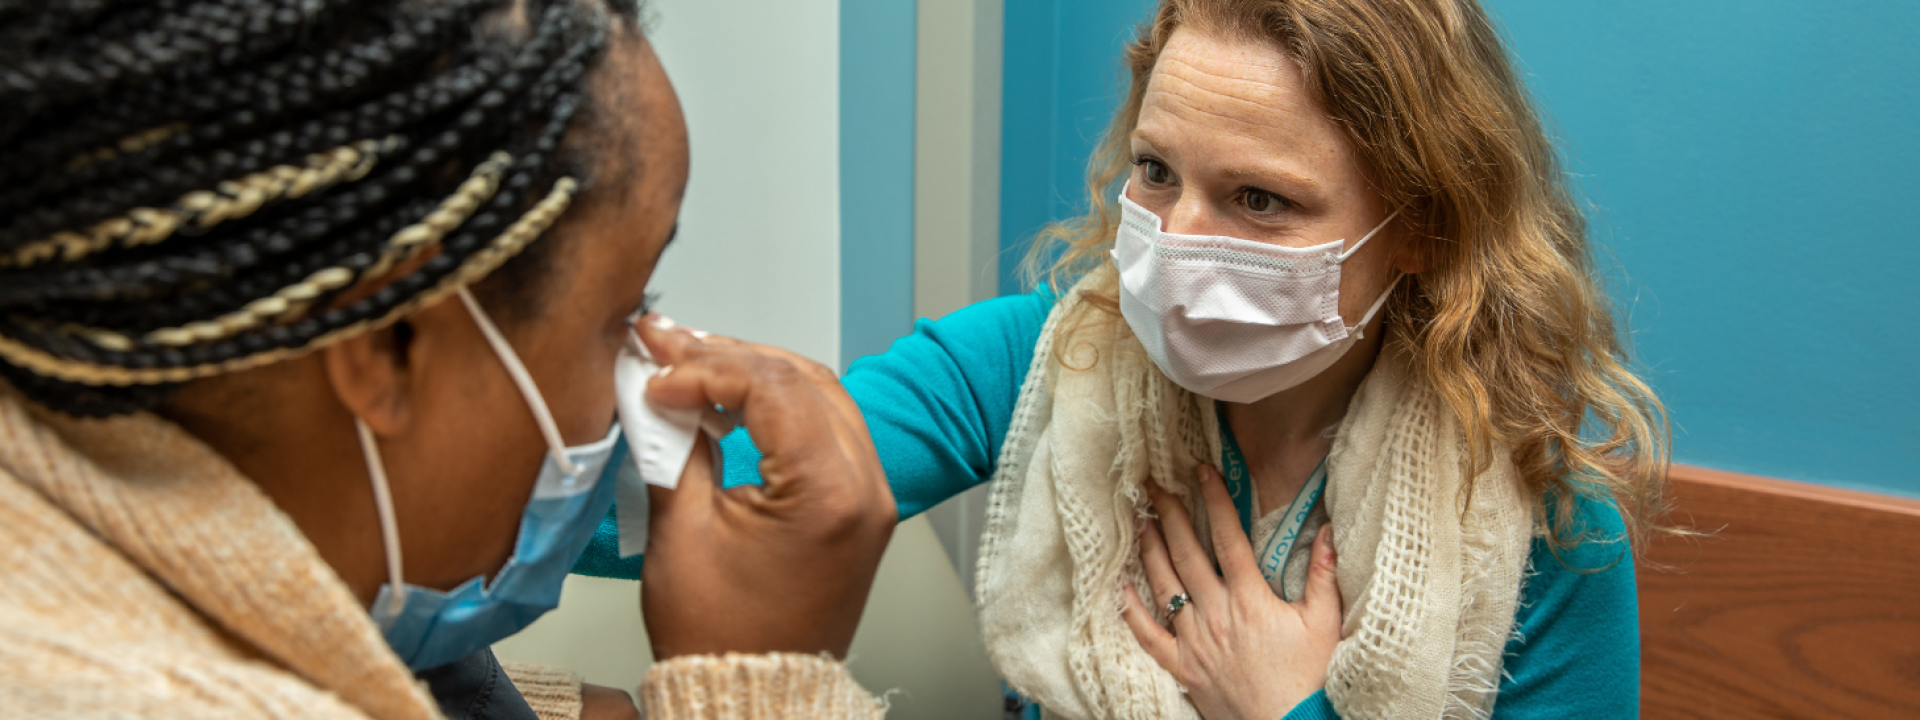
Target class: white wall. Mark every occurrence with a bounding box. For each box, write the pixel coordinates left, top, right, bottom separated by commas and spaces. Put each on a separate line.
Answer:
640, 0, 841, 363
494, 2, 1002, 717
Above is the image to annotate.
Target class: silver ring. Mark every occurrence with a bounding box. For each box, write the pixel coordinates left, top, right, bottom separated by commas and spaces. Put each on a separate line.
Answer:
1165, 592, 1190, 619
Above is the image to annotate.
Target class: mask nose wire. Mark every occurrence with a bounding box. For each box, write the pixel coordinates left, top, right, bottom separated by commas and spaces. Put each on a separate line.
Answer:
355, 416, 409, 617
1336, 210, 1401, 263
457, 287, 582, 479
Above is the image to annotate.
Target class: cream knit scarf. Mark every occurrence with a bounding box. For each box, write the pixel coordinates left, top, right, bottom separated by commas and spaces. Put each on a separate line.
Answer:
975, 274, 1535, 720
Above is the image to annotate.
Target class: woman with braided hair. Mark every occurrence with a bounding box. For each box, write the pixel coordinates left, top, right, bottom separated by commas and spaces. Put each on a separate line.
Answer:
0, 1, 897, 718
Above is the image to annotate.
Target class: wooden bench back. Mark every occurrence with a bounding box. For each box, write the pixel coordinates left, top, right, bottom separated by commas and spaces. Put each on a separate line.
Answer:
1639, 466, 1920, 719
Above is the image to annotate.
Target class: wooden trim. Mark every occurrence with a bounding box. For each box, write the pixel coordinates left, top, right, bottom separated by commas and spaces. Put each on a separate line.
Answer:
1639, 464, 1920, 719
1665, 463, 1920, 518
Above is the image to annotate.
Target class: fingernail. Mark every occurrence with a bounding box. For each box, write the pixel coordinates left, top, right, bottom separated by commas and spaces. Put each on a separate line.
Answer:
655, 364, 675, 379
648, 314, 677, 329
690, 329, 710, 339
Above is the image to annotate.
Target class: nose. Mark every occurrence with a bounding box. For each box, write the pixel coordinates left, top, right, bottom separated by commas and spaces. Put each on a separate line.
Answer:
1157, 193, 1222, 237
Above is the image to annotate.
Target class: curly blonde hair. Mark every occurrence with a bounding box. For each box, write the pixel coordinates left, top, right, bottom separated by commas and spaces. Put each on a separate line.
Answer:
1027, 0, 1670, 550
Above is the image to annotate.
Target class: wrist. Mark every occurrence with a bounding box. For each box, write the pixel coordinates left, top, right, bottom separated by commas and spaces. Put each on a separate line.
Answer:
1275, 688, 1335, 720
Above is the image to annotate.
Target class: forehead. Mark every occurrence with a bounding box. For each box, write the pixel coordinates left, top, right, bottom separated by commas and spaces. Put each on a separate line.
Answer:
1134, 27, 1363, 188
547, 32, 687, 311
592, 33, 690, 211
1147, 27, 1307, 123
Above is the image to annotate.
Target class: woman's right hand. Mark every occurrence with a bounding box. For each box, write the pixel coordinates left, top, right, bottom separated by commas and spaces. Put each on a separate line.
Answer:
634, 315, 896, 661
1120, 465, 1344, 720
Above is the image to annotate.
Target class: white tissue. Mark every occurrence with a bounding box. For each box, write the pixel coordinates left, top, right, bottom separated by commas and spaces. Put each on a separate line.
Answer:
611, 460, 651, 559
612, 334, 701, 557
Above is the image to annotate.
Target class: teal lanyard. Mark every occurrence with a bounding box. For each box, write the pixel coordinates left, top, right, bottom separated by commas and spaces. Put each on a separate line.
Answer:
1218, 403, 1259, 536
1217, 404, 1328, 595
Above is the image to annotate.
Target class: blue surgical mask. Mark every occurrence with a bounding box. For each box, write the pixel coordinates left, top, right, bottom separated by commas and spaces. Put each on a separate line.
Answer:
353, 287, 625, 671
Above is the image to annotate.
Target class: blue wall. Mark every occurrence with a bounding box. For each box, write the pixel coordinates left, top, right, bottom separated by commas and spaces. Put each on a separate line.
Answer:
997, 0, 1920, 497
840, 0, 918, 370
999, 0, 1160, 295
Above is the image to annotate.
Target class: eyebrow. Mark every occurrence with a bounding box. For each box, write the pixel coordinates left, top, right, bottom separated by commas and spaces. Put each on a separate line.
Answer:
1218, 165, 1323, 200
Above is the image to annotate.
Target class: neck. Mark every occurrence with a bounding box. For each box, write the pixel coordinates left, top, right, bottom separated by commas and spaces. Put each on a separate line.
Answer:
1222, 317, 1387, 514
159, 359, 388, 609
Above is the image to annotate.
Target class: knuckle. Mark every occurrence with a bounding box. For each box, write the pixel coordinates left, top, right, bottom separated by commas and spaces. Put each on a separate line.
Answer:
869, 491, 900, 527
1175, 544, 1206, 568
808, 480, 869, 531
758, 355, 811, 387
803, 361, 840, 387
1177, 666, 1205, 688
1206, 611, 1233, 637
677, 334, 723, 360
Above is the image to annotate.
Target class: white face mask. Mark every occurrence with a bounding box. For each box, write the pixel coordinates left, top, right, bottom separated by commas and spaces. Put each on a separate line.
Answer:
1112, 186, 1401, 403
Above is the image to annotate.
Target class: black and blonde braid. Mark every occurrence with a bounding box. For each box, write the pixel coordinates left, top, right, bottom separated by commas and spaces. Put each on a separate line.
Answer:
0, 0, 631, 417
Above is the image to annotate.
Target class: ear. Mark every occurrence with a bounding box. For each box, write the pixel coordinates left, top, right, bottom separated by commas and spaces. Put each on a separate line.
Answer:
1389, 223, 1431, 275
324, 322, 416, 436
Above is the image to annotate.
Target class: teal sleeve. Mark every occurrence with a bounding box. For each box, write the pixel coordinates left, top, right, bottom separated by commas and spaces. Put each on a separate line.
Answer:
833, 289, 1055, 519
1281, 690, 1338, 720
570, 290, 1055, 579
1493, 493, 1640, 718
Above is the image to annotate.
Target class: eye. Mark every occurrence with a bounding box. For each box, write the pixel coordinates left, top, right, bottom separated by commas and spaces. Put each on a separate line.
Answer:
627, 291, 662, 323
1241, 188, 1292, 215
1133, 157, 1173, 187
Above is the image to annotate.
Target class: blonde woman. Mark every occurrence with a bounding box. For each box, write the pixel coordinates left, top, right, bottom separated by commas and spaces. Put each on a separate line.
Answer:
581, 0, 1666, 718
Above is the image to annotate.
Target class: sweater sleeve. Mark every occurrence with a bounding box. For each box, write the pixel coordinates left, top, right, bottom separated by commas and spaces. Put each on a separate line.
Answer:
1488, 493, 1640, 719
810, 289, 1054, 520
499, 661, 584, 720
1281, 690, 1339, 720
571, 290, 1055, 579
639, 653, 886, 719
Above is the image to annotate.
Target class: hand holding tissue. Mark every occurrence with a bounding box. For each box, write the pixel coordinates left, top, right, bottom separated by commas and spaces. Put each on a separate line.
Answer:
629, 315, 897, 661
610, 330, 731, 558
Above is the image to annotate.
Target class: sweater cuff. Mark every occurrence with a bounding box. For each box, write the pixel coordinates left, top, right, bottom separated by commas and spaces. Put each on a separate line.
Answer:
640, 653, 886, 720
1280, 689, 1339, 720
501, 661, 585, 720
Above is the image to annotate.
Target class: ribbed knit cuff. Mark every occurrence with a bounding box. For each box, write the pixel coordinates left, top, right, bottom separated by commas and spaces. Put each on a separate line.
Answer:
640, 653, 886, 720
501, 661, 585, 720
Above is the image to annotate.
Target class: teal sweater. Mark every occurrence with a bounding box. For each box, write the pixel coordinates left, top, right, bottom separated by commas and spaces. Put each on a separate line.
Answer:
576, 291, 1640, 719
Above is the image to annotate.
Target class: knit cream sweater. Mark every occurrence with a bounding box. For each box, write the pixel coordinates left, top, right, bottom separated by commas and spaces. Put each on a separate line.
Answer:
0, 387, 883, 719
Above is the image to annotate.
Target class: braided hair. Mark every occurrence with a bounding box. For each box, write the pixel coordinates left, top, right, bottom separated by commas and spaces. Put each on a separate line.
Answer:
0, 0, 635, 417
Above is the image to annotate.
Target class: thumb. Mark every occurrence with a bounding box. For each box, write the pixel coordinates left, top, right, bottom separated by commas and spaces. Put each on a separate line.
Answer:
1301, 524, 1342, 623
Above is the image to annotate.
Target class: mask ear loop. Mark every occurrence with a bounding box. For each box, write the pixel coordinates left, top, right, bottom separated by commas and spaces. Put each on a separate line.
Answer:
1350, 272, 1404, 341
1338, 210, 1404, 341
1335, 210, 1401, 263
355, 417, 409, 618
456, 287, 581, 478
